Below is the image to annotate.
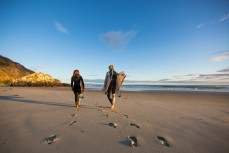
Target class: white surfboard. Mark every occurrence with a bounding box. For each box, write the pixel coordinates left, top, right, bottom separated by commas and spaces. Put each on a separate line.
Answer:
103, 71, 126, 95
117, 71, 126, 91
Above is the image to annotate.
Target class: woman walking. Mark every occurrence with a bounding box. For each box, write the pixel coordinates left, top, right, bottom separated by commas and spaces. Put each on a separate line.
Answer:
71, 70, 84, 108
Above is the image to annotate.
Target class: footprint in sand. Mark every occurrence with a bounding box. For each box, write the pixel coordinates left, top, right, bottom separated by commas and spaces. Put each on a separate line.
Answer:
130, 123, 140, 129
45, 135, 58, 144
70, 114, 77, 117
68, 121, 77, 125
80, 129, 86, 133
157, 136, 170, 147
111, 110, 118, 113
128, 136, 137, 147
123, 115, 129, 118
108, 122, 117, 128
103, 114, 109, 117
0, 140, 8, 145
97, 109, 102, 112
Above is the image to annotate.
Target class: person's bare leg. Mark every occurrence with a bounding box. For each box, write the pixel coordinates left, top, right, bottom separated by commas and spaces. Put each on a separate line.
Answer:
75, 93, 80, 109
111, 94, 115, 110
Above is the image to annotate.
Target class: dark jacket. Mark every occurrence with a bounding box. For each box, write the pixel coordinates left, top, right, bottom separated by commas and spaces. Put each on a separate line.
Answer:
71, 76, 84, 93
103, 70, 118, 92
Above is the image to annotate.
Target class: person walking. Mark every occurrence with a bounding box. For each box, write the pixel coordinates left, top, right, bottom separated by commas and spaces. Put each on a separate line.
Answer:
71, 70, 84, 109
103, 65, 118, 110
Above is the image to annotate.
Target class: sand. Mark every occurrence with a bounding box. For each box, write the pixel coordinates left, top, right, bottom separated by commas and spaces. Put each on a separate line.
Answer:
0, 87, 229, 153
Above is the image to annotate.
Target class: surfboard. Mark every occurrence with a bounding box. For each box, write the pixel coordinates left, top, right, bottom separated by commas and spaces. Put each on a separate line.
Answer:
117, 71, 126, 91
103, 71, 126, 94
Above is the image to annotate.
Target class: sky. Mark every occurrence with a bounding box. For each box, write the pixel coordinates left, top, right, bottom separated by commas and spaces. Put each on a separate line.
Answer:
0, 0, 229, 84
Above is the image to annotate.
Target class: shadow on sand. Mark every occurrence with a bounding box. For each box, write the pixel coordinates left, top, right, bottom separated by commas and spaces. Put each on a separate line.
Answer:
0, 95, 74, 108
0, 96, 102, 111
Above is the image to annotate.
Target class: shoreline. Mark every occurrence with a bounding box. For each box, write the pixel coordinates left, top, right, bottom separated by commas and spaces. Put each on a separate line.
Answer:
2, 86, 229, 93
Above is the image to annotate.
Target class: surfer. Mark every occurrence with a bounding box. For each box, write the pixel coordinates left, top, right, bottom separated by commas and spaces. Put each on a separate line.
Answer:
103, 65, 118, 110
71, 70, 84, 108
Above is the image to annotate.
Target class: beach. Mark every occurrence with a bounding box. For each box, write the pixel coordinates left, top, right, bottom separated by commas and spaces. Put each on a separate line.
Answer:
0, 87, 228, 153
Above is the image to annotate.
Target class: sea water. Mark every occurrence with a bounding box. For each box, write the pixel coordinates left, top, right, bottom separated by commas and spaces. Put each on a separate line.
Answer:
85, 84, 229, 92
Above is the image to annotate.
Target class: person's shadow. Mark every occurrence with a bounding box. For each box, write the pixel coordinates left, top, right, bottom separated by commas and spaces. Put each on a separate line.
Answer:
0, 95, 101, 111
0, 95, 74, 108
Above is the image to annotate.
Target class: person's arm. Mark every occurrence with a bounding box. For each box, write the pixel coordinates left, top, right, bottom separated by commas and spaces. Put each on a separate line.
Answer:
81, 76, 85, 91
71, 77, 74, 91
103, 72, 108, 92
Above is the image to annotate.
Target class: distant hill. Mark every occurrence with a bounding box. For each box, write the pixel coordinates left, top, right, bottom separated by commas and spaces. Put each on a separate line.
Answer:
0, 55, 66, 86
17, 72, 61, 83
0, 55, 34, 84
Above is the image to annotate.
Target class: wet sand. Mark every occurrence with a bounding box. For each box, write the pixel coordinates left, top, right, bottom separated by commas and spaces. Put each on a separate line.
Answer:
0, 87, 229, 153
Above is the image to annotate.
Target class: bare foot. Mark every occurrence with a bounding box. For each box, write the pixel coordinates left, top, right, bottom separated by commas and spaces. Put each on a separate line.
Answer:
110, 104, 114, 110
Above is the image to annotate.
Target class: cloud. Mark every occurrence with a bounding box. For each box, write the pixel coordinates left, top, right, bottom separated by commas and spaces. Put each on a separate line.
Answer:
196, 13, 229, 29
196, 21, 215, 29
209, 51, 229, 62
219, 13, 229, 22
158, 79, 170, 82
100, 30, 138, 50
198, 74, 229, 77
166, 73, 229, 83
30, 65, 45, 72
158, 67, 229, 84
194, 73, 229, 83
88, 74, 99, 76
217, 67, 229, 73
196, 23, 207, 29
54, 21, 69, 34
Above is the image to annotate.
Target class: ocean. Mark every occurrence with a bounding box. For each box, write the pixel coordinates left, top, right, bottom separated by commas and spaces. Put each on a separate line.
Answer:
85, 84, 229, 92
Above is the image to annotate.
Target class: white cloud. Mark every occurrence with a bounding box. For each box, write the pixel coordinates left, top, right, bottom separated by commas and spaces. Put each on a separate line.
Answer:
54, 21, 69, 34
100, 30, 138, 50
196, 13, 229, 29
30, 65, 45, 72
219, 13, 229, 22
196, 23, 207, 29
209, 51, 229, 62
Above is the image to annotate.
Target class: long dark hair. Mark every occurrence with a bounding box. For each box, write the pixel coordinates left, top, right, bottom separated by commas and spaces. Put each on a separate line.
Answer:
72, 69, 80, 79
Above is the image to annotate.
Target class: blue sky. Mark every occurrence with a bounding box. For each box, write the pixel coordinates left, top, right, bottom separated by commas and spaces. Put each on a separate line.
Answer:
0, 0, 229, 84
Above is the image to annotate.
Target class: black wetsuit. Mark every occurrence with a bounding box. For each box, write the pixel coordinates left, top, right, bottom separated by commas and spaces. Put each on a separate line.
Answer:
71, 76, 84, 103
107, 70, 118, 103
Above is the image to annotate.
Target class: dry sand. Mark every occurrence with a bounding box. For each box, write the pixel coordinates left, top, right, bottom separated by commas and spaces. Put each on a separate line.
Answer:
0, 87, 229, 153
